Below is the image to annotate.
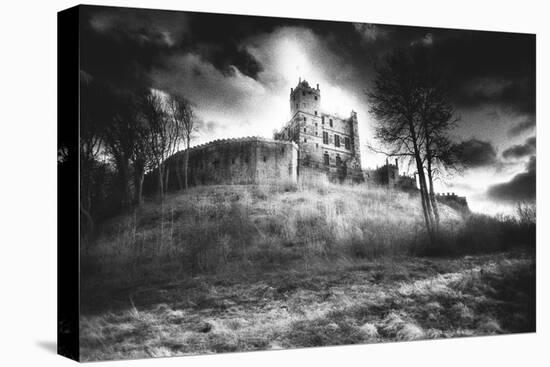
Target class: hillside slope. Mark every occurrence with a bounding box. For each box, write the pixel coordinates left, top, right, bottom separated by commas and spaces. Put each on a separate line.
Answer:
83, 182, 463, 287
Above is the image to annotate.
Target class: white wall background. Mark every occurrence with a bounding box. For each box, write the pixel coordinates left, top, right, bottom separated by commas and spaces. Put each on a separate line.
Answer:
0, 0, 548, 366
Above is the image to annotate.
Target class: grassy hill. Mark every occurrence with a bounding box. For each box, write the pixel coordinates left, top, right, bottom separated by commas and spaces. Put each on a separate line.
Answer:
83, 181, 464, 286
79, 181, 535, 361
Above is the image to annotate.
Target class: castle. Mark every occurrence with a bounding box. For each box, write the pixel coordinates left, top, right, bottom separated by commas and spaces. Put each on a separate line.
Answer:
155, 79, 468, 211
369, 158, 417, 191
162, 79, 365, 188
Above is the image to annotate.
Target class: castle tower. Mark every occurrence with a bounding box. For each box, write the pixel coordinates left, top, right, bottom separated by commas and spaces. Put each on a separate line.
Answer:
290, 78, 320, 118
275, 79, 364, 183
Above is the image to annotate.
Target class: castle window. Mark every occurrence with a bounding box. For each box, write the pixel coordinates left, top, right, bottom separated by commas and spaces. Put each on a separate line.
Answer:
334, 134, 340, 148
322, 116, 325, 124
282, 147, 285, 153
315, 123, 317, 127
316, 143, 319, 148
302, 91, 305, 96
232, 158, 235, 164
304, 138, 307, 143
329, 119, 333, 127
314, 96, 318, 100
323, 131, 329, 144
302, 103, 306, 108
336, 154, 342, 166
324, 152, 329, 165
263, 156, 267, 162
303, 116, 306, 121
304, 127, 306, 132
296, 103, 298, 109
344, 137, 351, 150
315, 132, 317, 136
315, 111, 318, 116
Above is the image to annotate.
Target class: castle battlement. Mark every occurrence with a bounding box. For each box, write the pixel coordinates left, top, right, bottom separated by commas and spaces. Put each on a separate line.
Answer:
171, 136, 298, 157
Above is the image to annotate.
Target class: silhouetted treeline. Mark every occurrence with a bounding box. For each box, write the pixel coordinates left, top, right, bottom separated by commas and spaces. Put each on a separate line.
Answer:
58, 71, 196, 237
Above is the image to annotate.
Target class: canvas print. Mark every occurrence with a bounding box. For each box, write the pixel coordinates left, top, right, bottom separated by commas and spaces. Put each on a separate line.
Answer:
57, 4, 536, 362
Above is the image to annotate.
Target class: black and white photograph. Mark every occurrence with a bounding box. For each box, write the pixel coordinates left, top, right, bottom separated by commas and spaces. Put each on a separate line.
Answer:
56, 3, 537, 362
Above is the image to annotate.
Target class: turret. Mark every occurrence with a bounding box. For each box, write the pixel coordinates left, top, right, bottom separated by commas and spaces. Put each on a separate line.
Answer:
290, 78, 321, 118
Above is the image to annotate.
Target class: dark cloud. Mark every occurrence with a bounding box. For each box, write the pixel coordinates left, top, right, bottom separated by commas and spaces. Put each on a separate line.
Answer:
487, 156, 536, 202
431, 31, 535, 116
80, 6, 535, 114
502, 136, 536, 159
80, 6, 178, 92
508, 116, 536, 137
454, 139, 498, 167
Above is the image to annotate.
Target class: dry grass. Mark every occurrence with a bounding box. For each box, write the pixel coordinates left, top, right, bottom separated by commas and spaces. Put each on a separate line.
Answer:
80, 251, 535, 361
82, 182, 463, 288
79, 182, 535, 361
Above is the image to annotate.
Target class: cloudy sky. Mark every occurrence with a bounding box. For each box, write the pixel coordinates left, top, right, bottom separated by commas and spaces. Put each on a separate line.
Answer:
80, 5, 536, 214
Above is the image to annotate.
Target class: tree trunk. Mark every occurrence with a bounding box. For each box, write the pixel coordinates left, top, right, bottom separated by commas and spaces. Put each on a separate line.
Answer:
184, 136, 190, 190
421, 166, 435, 228
426, 164, 440, 227
164, 166, 171, 194
416, 156, 434, 237
119, 160, 131, 207
137, 174, 144, 206
422, 111, 440, 229
157, 163, 164, 200
133, 163, 145, 206
408, 118, 435, 243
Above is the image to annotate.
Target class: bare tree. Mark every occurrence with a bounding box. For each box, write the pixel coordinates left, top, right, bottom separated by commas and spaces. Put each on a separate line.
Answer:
367, 50, 436, 239
368, 48, 461, 239
131, 94, 153, 206
79, 72, 110, 233
102, 92, 142, 208
139, 90, 183, 199
168, 95, 196, 190
418, 81, 458, 226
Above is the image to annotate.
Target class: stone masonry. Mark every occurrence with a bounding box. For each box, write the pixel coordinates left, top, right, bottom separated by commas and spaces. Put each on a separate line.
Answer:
273, 79, 364, 182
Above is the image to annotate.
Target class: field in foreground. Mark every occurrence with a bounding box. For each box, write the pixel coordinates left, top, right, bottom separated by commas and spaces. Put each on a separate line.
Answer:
80, 250, 534, 361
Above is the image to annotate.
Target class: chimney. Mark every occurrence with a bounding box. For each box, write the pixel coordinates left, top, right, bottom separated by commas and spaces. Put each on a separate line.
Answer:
291, 87, 293, 94
299, 77, 301, 83
316, 83, 319, 90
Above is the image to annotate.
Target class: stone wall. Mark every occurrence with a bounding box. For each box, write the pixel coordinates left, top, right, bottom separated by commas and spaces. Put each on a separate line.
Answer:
163, 137, 298, 190
436, 193, 470, 213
